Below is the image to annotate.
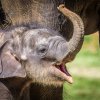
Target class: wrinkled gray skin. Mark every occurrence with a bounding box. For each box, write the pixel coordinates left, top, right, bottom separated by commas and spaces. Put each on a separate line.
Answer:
4, 27, 71, 85
0, 0, 85, 100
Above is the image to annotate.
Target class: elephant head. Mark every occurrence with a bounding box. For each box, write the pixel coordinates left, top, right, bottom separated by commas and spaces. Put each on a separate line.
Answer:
0, 5, 84, 86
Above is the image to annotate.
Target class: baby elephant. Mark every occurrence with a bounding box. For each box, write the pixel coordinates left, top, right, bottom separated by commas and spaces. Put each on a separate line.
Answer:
0, 25, 73, 100
0, 5, 84, 100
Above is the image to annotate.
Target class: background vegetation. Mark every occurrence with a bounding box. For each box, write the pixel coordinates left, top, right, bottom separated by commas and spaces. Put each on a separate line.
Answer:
64, 32, 100, 100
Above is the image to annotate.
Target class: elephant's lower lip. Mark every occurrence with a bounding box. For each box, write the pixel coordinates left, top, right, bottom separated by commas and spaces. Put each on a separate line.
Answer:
55, 64, 73, 84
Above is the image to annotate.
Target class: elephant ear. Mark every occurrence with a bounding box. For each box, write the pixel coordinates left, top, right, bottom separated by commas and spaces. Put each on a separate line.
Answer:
0, 41, 26, 78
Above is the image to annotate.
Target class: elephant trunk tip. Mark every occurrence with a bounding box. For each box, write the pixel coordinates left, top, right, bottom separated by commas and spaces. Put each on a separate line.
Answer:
57, 4, 65, 10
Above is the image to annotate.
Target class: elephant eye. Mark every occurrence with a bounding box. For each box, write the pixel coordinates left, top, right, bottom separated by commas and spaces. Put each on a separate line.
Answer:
37, 45, 48, 57
39, 48, 47, 53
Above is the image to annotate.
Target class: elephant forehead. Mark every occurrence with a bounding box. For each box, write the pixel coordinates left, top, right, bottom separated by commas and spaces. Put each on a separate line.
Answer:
23, 29, 53, 45
24, 29, 51, 39
36, 38, 48, 45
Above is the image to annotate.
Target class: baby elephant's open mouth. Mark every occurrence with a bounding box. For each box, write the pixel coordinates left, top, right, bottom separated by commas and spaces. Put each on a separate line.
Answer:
54, 63, 73, 84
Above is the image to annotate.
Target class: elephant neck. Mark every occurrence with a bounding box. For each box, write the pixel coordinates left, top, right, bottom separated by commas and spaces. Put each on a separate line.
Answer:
30, 83, 63, 100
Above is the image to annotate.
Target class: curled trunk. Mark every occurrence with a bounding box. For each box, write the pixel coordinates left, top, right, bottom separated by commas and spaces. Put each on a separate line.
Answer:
1, 0, 84, 61
58, 4, 84, 61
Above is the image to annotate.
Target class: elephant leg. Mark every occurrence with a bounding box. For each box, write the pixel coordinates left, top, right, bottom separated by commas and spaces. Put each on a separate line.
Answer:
0, 82, 14, 100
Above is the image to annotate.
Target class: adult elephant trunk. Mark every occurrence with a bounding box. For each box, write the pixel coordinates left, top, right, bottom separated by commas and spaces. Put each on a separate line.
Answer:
58, 4, 84, 61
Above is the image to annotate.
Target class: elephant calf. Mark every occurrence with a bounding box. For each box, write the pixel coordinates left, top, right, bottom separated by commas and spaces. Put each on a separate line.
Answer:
0, 5, 84, 100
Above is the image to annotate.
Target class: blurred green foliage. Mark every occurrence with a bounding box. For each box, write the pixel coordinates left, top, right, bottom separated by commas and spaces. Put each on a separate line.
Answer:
68, 32, 100, 67
63, 77, 100, 100
63, 33, 100, 100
